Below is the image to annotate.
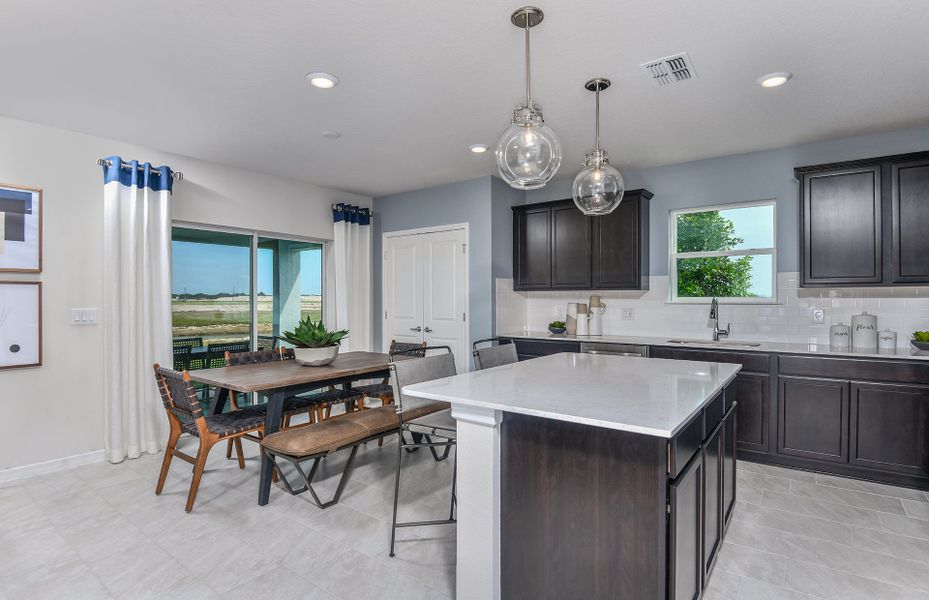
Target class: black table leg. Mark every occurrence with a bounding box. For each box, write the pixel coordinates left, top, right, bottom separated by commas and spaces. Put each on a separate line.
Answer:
258, 389, 285, 506
210, 388, 229, 416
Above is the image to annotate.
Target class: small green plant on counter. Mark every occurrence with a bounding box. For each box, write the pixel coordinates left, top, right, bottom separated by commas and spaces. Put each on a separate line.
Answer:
279, 317, 349, 348
914, 331, 929, 342
549, 320, 566, 329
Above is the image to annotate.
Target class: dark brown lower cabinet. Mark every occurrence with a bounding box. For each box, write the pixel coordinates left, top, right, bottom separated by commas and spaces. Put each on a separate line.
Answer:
722, 404, 738, 529
670, 454, 702, 600
778, 376, 849, 463
849, 382, 929, 476
734, 373, 770, 454
702, 421, 724, 581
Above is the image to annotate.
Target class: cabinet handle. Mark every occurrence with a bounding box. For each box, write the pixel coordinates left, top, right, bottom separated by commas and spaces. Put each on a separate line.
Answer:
410, 326, 422, 332
424, 327, 433, 333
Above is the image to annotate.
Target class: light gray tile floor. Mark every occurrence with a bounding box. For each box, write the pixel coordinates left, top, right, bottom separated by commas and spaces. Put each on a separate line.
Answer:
4, 439, 929, 599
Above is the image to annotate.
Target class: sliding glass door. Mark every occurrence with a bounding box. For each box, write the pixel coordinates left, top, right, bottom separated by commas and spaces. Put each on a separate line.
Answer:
171, 225, 324, 368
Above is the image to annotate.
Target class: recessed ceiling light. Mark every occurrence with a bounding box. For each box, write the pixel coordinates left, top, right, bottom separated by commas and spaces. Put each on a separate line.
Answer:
757, 72, 792, 88
469, 144, 488, 153
321, 130, 341, 139
306, 72, 339, 89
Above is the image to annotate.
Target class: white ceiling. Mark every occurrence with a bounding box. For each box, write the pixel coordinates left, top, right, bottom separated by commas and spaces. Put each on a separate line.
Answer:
2, 1, 928, 197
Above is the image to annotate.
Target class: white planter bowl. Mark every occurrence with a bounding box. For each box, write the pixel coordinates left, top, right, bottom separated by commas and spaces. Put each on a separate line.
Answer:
293, 345, 340, 367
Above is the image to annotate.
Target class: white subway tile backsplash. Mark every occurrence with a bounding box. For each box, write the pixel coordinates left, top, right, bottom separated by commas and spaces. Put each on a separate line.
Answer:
495, 273, 929, 347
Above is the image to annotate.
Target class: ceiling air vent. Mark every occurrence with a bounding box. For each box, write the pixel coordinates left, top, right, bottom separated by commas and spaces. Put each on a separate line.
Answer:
641, 52, 697, 87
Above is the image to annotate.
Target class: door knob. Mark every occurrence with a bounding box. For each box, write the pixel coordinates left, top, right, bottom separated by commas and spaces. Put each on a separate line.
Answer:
410, 326, 422, 332
424, 327, 433, 333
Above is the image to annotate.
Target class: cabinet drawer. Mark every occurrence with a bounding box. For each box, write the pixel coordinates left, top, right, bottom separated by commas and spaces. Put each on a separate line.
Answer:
650, 346, 770, 373
779, 355, 929, 385
513, 339, 580, 358
670, 412, 705, 480
704, 391, 725, 433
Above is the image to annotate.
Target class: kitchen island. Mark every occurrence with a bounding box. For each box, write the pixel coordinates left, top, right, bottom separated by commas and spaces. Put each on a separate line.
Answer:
403, 352, 741, 600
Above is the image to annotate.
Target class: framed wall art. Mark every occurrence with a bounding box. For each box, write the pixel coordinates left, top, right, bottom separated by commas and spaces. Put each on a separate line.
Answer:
0, 182, 43, 272
0, 281, 42, 369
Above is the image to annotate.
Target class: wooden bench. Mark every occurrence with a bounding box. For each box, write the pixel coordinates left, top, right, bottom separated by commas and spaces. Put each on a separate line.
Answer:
260, 401, 447, 508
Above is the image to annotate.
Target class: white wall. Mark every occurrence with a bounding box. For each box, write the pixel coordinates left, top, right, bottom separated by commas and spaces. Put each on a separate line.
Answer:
496, 274, 929, 347
0, 116, 369, 471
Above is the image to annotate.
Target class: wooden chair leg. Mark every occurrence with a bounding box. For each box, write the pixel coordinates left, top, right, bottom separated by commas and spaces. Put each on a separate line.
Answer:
157, 419, 182, 495
283, 414, 291, 428
226, 439, 234, 459
233, 437, 245, 469
186, 437, 216, 513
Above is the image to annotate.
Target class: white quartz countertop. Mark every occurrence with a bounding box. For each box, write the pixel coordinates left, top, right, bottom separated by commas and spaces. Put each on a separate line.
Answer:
402, 353, 741, 438
500, 331, 929, 361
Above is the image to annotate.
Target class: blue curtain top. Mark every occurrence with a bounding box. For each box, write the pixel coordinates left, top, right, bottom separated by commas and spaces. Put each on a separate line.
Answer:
332, 203, 371, 226
102, 155, 174, 193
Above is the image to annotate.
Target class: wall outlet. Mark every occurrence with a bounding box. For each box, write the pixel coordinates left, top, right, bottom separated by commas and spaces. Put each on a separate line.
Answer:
621, 308, 635, 321
71, 308, 98, 325
811, 308, 825, 324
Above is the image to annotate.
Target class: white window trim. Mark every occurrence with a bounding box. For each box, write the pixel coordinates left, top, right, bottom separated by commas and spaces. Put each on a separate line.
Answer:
668, 199, 778, 304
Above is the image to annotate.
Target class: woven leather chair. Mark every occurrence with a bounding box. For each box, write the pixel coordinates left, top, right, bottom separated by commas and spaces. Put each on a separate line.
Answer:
388, 347, 457, 557
152, 364, 267, 512
472, 338, 519, 370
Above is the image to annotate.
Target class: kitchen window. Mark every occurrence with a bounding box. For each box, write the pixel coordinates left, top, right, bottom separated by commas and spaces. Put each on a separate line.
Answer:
669, 200, 776, 303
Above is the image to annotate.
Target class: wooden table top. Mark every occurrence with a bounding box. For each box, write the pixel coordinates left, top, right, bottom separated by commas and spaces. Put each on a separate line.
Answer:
186, 351, 390, 393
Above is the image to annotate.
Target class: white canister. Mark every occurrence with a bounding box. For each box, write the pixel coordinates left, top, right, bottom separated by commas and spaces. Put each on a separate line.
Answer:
829, 323, 850, 348
878, 329, 898, 350
851, 311, 878, 348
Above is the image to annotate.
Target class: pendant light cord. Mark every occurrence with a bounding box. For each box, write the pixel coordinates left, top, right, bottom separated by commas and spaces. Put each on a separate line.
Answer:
524, 9, 532, 108
594, 89, 601, 151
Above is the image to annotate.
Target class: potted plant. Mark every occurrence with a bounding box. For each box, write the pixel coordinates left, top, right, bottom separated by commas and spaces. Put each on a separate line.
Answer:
279, 318, 349, 366
548, 320, 567, 335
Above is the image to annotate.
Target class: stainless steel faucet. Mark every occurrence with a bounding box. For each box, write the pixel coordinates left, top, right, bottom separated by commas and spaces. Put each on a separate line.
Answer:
710, 298, 730, 341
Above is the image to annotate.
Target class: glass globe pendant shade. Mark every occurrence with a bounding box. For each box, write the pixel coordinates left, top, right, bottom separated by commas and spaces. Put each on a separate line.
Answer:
572, 150, 624, 215
495, 104, 563, 190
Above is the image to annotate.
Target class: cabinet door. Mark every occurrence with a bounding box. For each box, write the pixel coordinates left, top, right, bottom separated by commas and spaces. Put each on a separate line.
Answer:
513, 207, 551, 290
550, 204, 592, 289
669, 455, 702, 600
850, 382, 929, 476
734, 373, 770, 454
592, 195, 647, 289
722, 403, 738, 529
891, 158, 929, 284
801, 165, 882, 285
778, 376, 849, 463
703, 422, 724, 582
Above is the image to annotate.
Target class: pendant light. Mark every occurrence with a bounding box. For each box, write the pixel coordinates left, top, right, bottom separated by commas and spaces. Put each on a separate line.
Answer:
494, 6, 563, 190
572, 78, 624, 215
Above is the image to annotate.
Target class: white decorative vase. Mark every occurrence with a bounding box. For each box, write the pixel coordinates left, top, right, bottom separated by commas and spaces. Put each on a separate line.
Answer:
294, 345, 340, 366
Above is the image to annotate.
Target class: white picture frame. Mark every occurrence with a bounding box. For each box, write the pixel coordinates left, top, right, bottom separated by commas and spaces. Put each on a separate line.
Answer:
0, 182, 43, 273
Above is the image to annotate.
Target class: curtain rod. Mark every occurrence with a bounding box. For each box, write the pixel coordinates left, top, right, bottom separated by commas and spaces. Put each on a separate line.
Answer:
97, 158, 184, 181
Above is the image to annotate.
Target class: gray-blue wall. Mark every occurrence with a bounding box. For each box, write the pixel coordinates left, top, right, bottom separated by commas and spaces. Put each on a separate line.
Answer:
522, 125, 929, 275
372, 176, 493, 351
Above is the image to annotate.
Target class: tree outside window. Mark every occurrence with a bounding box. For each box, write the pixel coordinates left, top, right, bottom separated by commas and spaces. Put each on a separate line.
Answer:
670, 201, 776, 301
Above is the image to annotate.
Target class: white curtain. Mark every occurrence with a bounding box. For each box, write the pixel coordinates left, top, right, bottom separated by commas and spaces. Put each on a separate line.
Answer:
102, 157, 173, 463
332, 204, 372, 351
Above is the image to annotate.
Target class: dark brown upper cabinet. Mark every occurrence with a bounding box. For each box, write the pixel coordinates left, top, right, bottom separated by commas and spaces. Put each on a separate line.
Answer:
797, 151, 929, 287
512, 189, 652, 291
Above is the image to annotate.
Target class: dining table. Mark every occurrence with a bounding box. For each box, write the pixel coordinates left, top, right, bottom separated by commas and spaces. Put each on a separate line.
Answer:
186, 351, 391, 505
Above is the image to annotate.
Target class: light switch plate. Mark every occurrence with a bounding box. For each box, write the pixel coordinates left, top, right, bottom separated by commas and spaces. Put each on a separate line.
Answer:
811, 308, 825, 324
71, 308, 98, 325
621, 308, 635, 321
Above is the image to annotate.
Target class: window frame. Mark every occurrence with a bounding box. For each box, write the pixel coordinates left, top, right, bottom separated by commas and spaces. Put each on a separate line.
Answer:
668, 199, 778, 304
171, 220, 327, 349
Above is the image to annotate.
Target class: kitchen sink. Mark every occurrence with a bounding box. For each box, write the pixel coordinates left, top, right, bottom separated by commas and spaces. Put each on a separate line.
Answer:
666, 339, 762, 348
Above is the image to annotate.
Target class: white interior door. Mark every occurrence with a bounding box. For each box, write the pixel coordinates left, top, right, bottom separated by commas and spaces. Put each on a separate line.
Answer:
383, 235, 423, 346
383, 225, 469, 371
422, 229, 468, 371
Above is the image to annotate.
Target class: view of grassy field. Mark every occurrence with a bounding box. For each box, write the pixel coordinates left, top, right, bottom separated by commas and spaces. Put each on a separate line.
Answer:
172, 295, 322, 344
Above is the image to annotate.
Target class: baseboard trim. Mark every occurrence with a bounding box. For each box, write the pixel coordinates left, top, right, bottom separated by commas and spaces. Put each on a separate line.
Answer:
0, 449, 105, 483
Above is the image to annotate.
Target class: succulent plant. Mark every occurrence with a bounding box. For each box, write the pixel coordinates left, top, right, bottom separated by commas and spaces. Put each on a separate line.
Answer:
549, 320, 566, 329
279, 317, 349, 348
914, 331, 929, 343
